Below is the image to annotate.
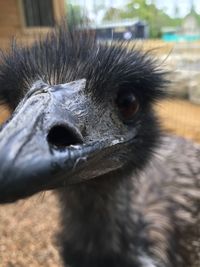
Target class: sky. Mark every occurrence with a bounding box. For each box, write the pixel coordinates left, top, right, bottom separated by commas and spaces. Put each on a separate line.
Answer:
68, 0, 200, 18
156, 0, 200, 17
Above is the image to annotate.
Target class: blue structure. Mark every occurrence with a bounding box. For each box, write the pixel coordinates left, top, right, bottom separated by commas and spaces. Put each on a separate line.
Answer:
162, 11, 200, 42
163, 33, 200, 42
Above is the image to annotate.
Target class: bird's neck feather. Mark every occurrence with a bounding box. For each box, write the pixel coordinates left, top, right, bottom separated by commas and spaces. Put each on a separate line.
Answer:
57, 169, 149, 267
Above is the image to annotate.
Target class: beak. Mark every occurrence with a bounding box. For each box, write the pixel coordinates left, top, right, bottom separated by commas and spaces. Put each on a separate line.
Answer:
0, 80, 125, 203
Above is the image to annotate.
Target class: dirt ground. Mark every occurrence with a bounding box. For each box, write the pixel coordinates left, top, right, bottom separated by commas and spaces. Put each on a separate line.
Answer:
0, 99, 200, 267
0, 193, 62, 267
156, 99, 200, 143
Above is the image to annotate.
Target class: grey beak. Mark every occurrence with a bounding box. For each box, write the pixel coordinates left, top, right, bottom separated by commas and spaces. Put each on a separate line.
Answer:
0, 79, 127, 204
0, 79, 89, 203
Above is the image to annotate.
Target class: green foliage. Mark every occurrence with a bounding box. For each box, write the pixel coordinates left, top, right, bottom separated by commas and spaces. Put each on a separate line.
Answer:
66, 3, 89, 26
189, 8, 200, 25
103, 0, 183, 38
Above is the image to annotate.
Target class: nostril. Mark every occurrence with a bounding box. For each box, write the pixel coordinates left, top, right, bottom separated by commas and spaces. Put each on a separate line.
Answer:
47, 125, 82, 149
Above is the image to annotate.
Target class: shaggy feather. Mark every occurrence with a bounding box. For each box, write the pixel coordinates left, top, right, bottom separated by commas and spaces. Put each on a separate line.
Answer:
0, 23, 166, 109
0, 22, 199, 267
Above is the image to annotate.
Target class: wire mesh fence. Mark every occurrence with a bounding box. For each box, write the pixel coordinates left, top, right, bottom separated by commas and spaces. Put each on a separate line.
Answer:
0, 37, 200, 143
128, 40, 200, 143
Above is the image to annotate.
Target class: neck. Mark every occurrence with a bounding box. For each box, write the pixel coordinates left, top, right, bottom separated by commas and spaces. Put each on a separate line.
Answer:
57, 168, 154, 267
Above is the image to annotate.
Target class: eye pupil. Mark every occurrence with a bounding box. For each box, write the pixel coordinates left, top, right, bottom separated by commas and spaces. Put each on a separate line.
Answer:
116, 91, 139, 121
118, 95, 136, 108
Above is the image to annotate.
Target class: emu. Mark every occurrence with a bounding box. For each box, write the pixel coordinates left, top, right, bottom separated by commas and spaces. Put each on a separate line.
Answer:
0, 24, 199, 267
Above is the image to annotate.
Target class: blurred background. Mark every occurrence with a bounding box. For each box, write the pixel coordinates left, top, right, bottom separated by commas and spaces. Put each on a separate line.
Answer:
0, 0, 200, 143
0, 1, 199, 266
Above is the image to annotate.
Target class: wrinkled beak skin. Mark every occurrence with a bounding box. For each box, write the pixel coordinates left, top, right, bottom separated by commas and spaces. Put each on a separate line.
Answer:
0, 79, 128, 203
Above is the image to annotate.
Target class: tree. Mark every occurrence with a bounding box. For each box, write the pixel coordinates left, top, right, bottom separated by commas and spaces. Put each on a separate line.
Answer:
103, 7, 123, 21
103, 0, 183, 38
66, 3, 90, 27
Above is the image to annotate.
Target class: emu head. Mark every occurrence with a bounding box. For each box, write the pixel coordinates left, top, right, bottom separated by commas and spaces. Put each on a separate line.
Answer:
0, 25, 165, 203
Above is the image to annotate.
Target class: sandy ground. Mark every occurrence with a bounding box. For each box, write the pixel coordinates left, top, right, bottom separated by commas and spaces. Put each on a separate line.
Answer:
0, 193, 62, 267
0, 105, 10, 125
0, 99, 200, 266
156, 99, 200, 143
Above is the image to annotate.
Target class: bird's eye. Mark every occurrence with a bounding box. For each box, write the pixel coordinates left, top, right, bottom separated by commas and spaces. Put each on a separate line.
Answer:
116, 89, 139, 122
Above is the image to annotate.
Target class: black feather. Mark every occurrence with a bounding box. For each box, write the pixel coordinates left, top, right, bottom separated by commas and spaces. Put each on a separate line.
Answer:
0, 22, 166, 110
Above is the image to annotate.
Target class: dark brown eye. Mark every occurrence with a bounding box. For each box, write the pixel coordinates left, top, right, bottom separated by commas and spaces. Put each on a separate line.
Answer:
116, 90, 139, 122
